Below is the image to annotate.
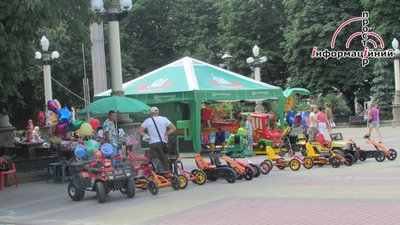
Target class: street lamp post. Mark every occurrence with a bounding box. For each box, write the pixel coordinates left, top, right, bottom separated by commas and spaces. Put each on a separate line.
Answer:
391, 38, 400, 126
220, 52, 233, 70
90, 0, 132, 96
246, 45, 267, 112
35, 36, 60, 105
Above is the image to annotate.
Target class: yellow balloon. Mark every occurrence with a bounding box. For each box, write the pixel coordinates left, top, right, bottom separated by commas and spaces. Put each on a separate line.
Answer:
50, 111, 58, 123
54, 99, 61, 109
80, 122, 93, 136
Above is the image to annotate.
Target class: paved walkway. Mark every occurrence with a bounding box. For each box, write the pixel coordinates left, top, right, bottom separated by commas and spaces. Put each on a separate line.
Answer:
0, 127, 399, 225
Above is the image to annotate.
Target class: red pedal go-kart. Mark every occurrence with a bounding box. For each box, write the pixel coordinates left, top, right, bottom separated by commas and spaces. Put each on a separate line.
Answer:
68, 159, 135, 203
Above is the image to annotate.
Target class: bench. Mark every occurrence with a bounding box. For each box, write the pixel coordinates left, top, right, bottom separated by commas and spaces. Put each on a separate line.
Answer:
349, 116, 366, 127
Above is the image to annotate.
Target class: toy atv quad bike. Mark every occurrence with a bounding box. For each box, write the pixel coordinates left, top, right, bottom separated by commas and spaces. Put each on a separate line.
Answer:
68, 159, 135, 203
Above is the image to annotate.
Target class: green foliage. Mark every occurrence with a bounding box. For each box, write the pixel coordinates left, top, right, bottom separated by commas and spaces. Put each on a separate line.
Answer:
370, 60, 394, 115
313, 93, 352, 116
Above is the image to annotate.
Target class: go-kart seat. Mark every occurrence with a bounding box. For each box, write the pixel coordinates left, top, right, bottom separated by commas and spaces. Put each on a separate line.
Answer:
209, 152, 222, 166
305, 143, 321, 158
151, 159, 170, 174
194, 154, 215, 170
266, 146, 282, 161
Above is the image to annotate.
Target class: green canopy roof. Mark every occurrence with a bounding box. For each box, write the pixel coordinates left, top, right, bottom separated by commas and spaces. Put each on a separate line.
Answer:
96, 57, 283, 103
283, 88, 311, 99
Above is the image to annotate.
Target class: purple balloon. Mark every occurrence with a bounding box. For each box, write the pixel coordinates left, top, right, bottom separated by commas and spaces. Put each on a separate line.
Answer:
47, 100, 58, 113
55, 122, 68, 134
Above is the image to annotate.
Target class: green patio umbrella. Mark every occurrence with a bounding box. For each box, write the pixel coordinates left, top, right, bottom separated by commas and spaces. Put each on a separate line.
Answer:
78, 95, 151, 118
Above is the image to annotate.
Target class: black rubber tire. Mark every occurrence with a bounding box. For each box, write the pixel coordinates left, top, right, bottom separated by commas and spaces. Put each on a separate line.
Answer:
249, 163, 261, 177
178, 175, 188, 189
257, 141, 267, 151
225, 169, 236, 183
190, 169, 200, 184
68, 181, 85, 201
375, 150, 386, 162
359, 155, 367, 161
289, 159, 301, 171
126, 177, 135, 198
95, 182, 107, 203
148, 180, 158, 195
387, 149, 397, 161
259, 161, 271, 175
344, 154, 354, 166
330, 156, 341, 168
265, 159, 273, 169
277, 165, 285, 170
303, 157, 314, 169
171, 175, 180, 190
243, 166, 254, 181
192, 170, 207, 185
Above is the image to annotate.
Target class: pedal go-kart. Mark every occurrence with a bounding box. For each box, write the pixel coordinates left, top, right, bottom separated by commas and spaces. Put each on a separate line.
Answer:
169, 154, 207, 189
279, 127, 313, 169
195, 153, 237, 183
260, 146, 301, 171
358, 135, 397, 162
127, 150, 160, 195
68, 159, 135, 203
225, 151, 263, 177
305, 142, 354, 168
219, 152, 254, 180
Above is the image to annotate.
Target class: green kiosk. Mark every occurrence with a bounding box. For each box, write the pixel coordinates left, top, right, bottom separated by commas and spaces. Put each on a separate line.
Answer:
95, 57, 286, 153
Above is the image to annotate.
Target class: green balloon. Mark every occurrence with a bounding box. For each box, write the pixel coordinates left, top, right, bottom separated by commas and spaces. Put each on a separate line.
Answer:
69, 120, 83, 131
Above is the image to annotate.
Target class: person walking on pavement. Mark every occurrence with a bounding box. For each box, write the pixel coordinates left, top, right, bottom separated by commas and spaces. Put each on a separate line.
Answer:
139, 107, 177, 170
103, 110, 118, 154
317, 106, 330, 140
324, 103, 334, 132
366, 102, 382, 143
308, 105, 319, 141
245, 114, 253, 151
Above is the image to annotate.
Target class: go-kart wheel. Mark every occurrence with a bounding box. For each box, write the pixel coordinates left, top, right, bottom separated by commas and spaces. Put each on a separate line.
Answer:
190, 169, 200, 184
264, 159, 273, 169
289, 159, 301, 171
359, 156, 366, 161
68, 181, 85, 201
374, 150, 386, 162
120, 187, 127, 195
387, 149, 397, 161
95, 182, 107, 203
193, 170, 207, 185
277, 165, 285, 170
329, 156, 341, 168
249, 163, 261, 177
259, 161, 271, 175
225, 170, 236, 183
126, 177, 135, 198
303, 157, 314, 169
171, 176, 180, 190
344, 154, 354, 166
257, 142, 266, 151
278, 150, 286, 157
244, 166, 254, 181
178, 175, 188, 189
148, 180, 158, 195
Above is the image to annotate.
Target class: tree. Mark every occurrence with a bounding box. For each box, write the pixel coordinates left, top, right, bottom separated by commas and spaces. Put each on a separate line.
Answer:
216, 0, 289, 85
0, 0, 94, 128
282, 0, 372, 113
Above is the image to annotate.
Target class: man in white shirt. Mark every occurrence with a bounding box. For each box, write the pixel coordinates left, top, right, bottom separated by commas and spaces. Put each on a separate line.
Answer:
139, 107, 177, 170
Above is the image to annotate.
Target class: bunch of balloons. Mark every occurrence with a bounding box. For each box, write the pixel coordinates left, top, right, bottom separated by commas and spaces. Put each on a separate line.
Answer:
47, 99, 101, 136
286, 109, 294, 127
74, 140, 114, 161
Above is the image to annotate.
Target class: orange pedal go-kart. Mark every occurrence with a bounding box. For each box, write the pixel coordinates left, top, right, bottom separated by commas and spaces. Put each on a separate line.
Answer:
359, 135, 397, 162
219, 153, 254, 181
260, 146, 301, 171
195, 153, 237, 183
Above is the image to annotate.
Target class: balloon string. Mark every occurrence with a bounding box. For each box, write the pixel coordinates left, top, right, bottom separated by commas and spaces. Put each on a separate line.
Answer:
51, 76, 89, 104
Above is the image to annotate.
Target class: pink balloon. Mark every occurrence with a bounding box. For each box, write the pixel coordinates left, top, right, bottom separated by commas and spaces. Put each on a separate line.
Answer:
55, 122, 68, 134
